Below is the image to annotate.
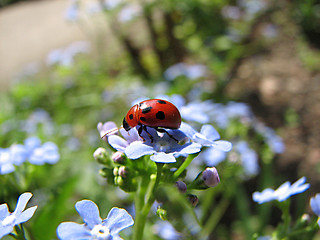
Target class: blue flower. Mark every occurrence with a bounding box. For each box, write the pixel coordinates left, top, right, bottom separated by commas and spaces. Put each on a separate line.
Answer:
57, 200, 134, 240
235, 141, 259, 176
123, 127, 201, 163
29, 142, 60, 165
164, 63, 207, 81
0, 192, 37, 239
179, 123, 232, 151
153, 221, 181, 240
310, 194, 320, 226
253, 177, 310, 204
0, 148, 15, 175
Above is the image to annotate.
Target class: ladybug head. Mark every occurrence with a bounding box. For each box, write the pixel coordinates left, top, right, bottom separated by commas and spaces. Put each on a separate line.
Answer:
123, 104, 139, 131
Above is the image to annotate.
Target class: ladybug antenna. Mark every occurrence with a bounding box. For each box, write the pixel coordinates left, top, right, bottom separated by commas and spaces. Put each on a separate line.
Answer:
101, 126, 123, 139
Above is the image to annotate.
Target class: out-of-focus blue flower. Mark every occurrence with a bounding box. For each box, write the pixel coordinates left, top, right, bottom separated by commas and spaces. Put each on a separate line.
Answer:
221, 6, 242, 20
0, 192, 37, 239
57, 200, 134, 240
201, 147, 227, 167
153, 221, 181, 240
46, 41, 91, 67
118, 3, 141, 22
0, 149, 15, 175
257, 236, 272, 240
254, 123, 285, 154
123, 127, 201, 163
310, 194, 320, 226
29, 142, 60, 165
253, 177, 310, 204
164, 63, 207, 81
235, 141, 259, 176
65, 0, 78, 21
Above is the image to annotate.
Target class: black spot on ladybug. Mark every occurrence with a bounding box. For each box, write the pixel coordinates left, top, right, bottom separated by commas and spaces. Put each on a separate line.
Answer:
140, 117, 146, 121
129, 114, 134, 120
156, 111, 165, 120
142, 106, 152, 114
157, 100, 167, 104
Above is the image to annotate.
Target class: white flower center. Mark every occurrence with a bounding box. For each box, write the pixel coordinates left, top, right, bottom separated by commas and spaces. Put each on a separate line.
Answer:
1, 214, 16, 227
91, 224, 111, 240
155, 140, 170, 152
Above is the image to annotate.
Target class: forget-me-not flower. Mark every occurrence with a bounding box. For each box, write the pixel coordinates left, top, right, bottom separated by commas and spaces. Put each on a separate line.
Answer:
0, 192, 37, 239
310, 194, 320, 226
179, 123, 232, 152
253, 177, 310, 204
123, 127, 201, 163
57, 200, 134, 240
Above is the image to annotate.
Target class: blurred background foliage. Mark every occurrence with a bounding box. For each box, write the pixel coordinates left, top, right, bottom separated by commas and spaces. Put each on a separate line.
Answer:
1, 0, 320, 239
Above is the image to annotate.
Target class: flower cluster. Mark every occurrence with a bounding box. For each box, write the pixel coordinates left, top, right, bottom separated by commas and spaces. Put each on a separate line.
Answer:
0, 193, 37, 239
253, 177, 310, 204
57, 200, 134, 240
98, 121, 231, 164
0, 136, 60, 175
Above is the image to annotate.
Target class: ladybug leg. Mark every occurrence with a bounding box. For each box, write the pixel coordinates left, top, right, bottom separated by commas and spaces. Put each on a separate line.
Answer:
137, 125, 146, 142
142, 125, 154, 143
156, 128, 179, 143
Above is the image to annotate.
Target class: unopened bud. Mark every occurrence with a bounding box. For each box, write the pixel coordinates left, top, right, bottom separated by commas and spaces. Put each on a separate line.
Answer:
112, 151, 126, 164
113, 167, 119, 176
202, 167, 220, 188
187, 194, 199, 207
175, 181, 187, 193
118, 166, 128, 178
93, 147, 114, 167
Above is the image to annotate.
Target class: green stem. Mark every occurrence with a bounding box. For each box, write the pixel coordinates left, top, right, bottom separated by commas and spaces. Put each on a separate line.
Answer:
200, 195, 230, 238
132, 163, 163, 240
173, 153, 199, 180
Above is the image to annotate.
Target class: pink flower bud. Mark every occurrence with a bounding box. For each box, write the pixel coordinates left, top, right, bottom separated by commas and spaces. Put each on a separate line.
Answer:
202, 167, 220, 187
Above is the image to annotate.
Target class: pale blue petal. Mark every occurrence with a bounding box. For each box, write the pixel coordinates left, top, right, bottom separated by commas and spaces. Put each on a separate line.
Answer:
108, 135, 129, 152
120, 128, 141, 143
252, 189, 275, 204
104, 207, 134, 235
0, 204, 9, 221
13, 192, 32, 215
0, 163, 15, 175
75, 200, 102, 229
0, 226, 13, 239
151, 152, 176, 163
200, 125, 220, 141
202, 148, 226, 167
310, 194, 320, 215
15, 206, 37, 224
212, 140, 232, 152
179, 122, 197, 139
57, 222, 91, 240
176, 142, 201, 155
10, 144, 27, 165
125, 142, 155, 159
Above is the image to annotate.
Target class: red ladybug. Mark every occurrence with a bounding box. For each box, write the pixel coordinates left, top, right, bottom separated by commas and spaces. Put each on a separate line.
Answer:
123, 99, 181, 142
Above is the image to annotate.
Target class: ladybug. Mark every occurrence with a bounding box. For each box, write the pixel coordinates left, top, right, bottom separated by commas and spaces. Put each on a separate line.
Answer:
122, 99, 181, 142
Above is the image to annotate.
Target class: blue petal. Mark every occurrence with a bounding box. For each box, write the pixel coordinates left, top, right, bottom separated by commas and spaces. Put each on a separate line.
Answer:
108, 135, 129, 152
0, 162, 15, 175
212, 140, 232, 152
0, 226, 13, 239
13, 192, 32, 215
15, 206, 37, 224
125, 142, 155, 159
57, 222, 91, 240
310, 194, 320, 215
200, 125, 220, 141
202, 148, 226, 167
75, 200, 102, 229
104, 207, 134, 235
120, 128, 141, 143
175, 142, 201, 155
151, 152, 176, 163
0, 204, 9, 221
252, 189, 275, 204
